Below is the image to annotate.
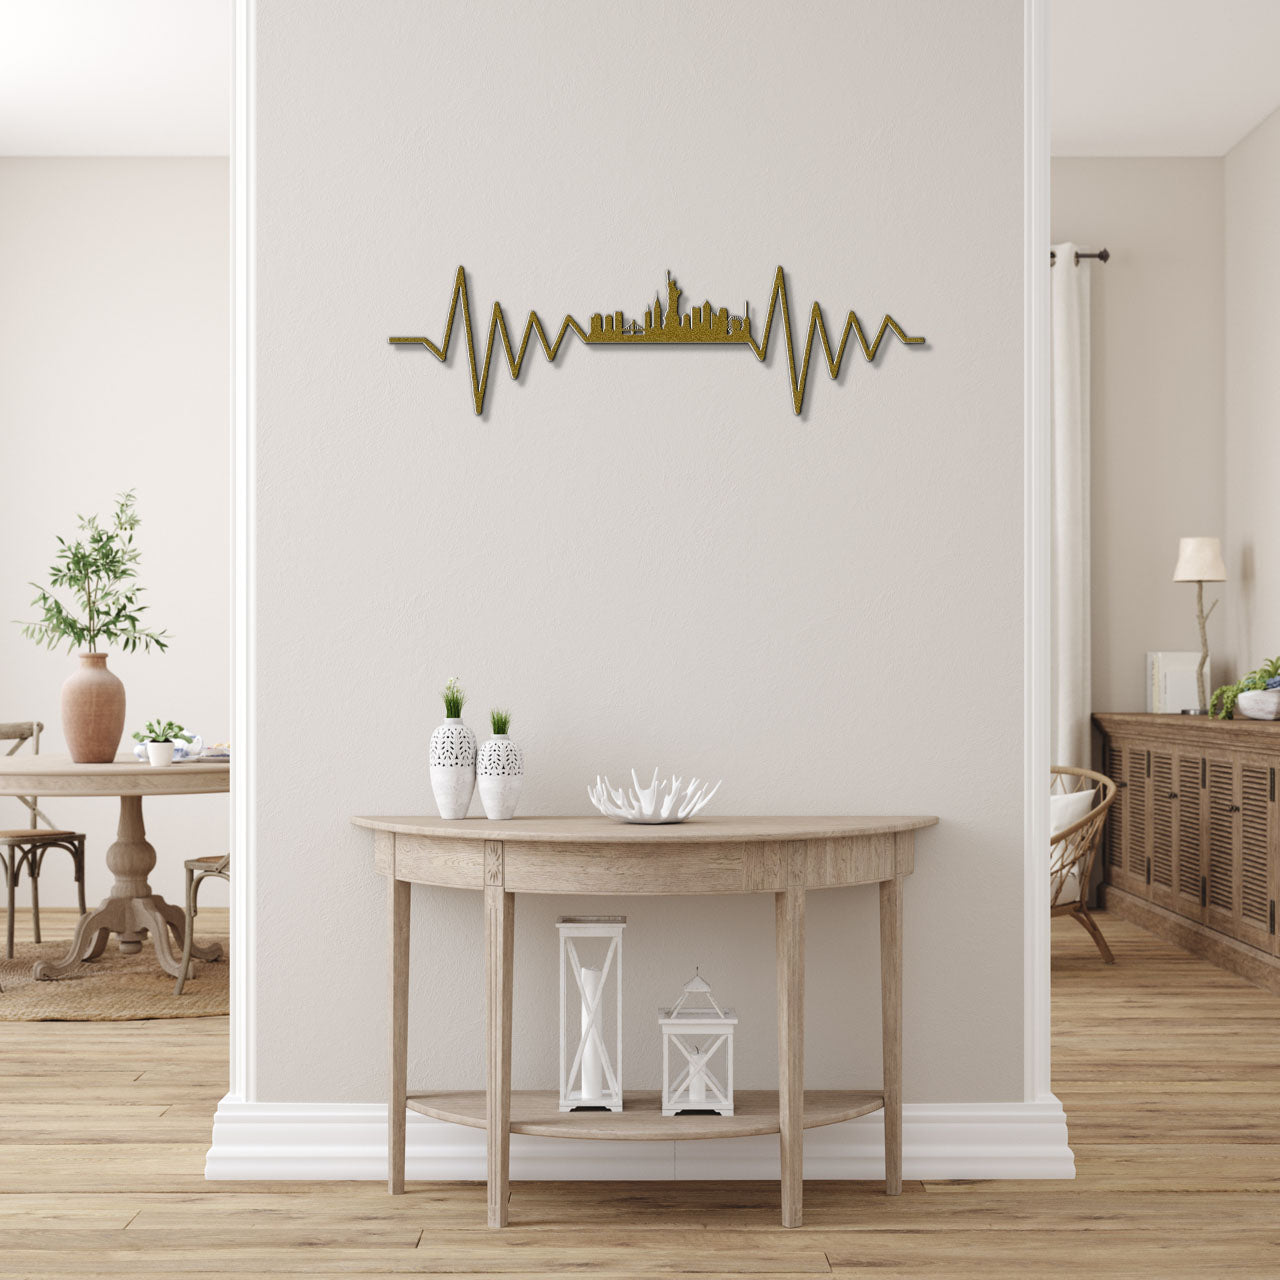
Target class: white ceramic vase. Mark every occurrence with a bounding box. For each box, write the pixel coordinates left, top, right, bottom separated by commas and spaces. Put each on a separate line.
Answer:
146, 741, 175, 767
477, 734, 524, 820
429, 717, 477, 819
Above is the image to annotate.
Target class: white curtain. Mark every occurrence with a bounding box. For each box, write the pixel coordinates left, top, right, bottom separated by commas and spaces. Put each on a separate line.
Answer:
1050, 243, 1092, 768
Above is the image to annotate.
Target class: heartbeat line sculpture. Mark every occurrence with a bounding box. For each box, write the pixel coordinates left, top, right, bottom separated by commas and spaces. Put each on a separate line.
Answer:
390, 267, 925, 416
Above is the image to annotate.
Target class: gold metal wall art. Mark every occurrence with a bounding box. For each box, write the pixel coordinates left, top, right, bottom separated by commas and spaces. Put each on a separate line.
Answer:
389, 267, 924, 416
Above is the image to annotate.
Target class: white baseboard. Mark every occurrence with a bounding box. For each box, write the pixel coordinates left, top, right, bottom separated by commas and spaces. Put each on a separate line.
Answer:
205, 1096, 1074, 1182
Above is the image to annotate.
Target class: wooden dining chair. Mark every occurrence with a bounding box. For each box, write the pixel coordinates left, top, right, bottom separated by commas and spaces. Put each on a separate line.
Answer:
1, 721, 87, 959
1050, 765, 1118, 963
174, 853, 229, 995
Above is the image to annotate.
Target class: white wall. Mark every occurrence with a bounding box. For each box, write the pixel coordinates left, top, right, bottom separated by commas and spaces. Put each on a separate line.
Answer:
250, 0, 1027, 1106
0, 158, 230, 908
1225, 107, 1280, 672
1051, 159, 1227, 712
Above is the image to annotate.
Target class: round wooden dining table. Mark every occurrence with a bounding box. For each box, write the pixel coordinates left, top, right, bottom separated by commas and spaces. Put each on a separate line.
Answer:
0, 754, 229, 980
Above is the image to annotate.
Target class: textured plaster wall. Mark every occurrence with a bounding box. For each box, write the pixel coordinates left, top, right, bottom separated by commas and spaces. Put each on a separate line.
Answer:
251, 0, 1027, 1106
1051, 158, 1227, 711
1224, 107, 1280, 674
0, 158, 230, 907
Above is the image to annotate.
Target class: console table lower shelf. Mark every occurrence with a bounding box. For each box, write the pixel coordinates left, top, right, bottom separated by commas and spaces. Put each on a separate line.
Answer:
408, 1089, 886, 1140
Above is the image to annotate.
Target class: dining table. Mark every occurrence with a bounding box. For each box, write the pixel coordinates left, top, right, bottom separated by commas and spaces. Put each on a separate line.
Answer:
0, 754, 229, 980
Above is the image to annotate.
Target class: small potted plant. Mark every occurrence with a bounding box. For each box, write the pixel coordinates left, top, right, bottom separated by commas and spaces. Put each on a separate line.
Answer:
477, 709, 524, 820
17, 491, 169, 762
429, 677, 477, 818
132, 719, 192, 767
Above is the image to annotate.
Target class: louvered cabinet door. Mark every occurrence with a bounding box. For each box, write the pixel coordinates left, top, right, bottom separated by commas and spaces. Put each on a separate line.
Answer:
1103, 738, 1125, 883
1121, 744, 1152, 898
1149, 751, 1178, 909
1175, 753, 1206, 921
1206, 758, 1240, 940
1237, 760, 1276, 952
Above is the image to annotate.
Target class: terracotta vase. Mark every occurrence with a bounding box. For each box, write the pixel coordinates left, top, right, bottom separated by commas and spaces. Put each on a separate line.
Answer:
61, 652, 126, 763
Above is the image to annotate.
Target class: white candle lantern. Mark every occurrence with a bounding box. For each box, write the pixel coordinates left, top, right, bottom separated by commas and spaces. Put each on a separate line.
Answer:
659, 969, 736, 1117
557, 916, 625, 1113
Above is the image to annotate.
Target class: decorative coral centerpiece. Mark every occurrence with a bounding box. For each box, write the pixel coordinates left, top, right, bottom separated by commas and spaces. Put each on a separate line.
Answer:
587, 769, 721, 825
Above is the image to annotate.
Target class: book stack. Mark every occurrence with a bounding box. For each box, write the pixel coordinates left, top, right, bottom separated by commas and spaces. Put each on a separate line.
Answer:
1146, 651, 1208, 714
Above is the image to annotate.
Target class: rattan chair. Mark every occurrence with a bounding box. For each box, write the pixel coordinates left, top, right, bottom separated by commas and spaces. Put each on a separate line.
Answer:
1051, 765, 1118, 963
1, 721, 87, 959
174, 854, 229, 995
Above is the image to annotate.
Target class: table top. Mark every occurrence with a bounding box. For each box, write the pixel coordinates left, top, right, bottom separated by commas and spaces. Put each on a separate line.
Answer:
359, 814, 934, 893
0, 755, 230, 798
353, 814, 938, 843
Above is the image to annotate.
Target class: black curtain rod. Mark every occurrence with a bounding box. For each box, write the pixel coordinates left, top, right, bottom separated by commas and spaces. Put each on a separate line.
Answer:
1050, 247, 1110, 266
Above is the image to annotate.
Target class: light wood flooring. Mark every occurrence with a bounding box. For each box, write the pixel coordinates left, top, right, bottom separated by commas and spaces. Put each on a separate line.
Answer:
1, 907, 1279, 1277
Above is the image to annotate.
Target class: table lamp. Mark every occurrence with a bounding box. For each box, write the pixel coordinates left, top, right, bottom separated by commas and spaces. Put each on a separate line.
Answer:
1172, 536, 1227, 713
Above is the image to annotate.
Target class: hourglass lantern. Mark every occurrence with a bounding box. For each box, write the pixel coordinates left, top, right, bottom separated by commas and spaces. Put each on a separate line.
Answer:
557, 916, 625, 1112
659, 969, 736, 1117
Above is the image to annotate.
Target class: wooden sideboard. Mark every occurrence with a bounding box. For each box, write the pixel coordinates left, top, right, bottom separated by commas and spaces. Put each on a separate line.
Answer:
1093, 713, 1280, 992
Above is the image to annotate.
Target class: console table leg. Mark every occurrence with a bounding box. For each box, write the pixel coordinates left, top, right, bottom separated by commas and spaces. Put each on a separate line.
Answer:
776, 886, 805, 1228
388, 877, 410, 1194
880, 875, 903, 1196
485, 883, 515, 1228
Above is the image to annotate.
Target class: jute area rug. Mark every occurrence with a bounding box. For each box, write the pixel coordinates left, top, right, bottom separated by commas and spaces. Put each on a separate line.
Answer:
0, 934, 229, 1021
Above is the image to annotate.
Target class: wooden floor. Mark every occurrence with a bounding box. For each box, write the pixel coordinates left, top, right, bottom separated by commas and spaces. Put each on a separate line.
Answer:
2, 907, 1279, 1277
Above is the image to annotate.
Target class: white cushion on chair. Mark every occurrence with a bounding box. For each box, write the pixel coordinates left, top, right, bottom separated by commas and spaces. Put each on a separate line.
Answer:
1050, 788, 1095, 905
1050, 788, 1095, 838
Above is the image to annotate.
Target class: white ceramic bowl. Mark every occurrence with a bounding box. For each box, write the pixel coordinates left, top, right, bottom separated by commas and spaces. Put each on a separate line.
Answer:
1236, 689, 1280, 720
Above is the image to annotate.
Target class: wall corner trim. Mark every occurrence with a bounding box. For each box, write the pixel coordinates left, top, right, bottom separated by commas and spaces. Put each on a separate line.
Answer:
205, 1096, 1075, 1183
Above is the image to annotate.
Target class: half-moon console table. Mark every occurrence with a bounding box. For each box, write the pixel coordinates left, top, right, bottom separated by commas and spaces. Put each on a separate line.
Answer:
353, 814, 937, 1228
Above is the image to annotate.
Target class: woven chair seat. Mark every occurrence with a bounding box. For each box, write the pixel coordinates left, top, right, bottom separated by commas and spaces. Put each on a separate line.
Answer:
1049, 765, 1118, 963
0, 828, 81, 842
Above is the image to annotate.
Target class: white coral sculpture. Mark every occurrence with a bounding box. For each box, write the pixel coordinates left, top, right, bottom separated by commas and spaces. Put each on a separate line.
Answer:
587, 768, 722, 824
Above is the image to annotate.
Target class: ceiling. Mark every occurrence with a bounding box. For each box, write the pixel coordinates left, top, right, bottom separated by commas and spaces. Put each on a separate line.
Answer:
1053, 0, 1280, 156
0, 0, 229, 156
1, 1, 1276, 159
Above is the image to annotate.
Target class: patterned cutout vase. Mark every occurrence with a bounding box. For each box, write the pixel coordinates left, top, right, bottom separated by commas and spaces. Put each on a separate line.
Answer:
429, 717, 477, 819
477, 734, 524, 821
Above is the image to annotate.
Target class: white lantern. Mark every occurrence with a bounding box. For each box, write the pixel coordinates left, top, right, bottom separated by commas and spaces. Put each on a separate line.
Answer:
659, 969, 736, 1117
557, 916, 625, 1112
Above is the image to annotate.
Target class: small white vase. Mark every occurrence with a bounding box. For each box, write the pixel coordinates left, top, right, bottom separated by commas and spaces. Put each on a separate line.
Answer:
146, 741, 175, 767
477, 734, 524, 821
429, 717, 477, 819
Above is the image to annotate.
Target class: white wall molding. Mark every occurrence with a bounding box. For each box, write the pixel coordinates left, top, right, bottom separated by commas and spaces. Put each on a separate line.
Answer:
1023, 0, 1055, 1107
230, 0, 257, 1107
206, 1098, 1073, 1183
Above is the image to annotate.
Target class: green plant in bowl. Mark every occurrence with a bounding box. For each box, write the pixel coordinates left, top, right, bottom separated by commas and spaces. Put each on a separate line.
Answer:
1210, 656, 1280, 719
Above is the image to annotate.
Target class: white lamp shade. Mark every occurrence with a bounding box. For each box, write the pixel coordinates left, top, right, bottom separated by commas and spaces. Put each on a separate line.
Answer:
1172, 536, 1226, 583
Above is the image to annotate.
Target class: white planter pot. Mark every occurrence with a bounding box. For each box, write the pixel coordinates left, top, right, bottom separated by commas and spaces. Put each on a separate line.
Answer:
477, 734, 524, 820
1236, 689, 1280, 720
429, 717, 477, 819
146, 741, 175, 767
